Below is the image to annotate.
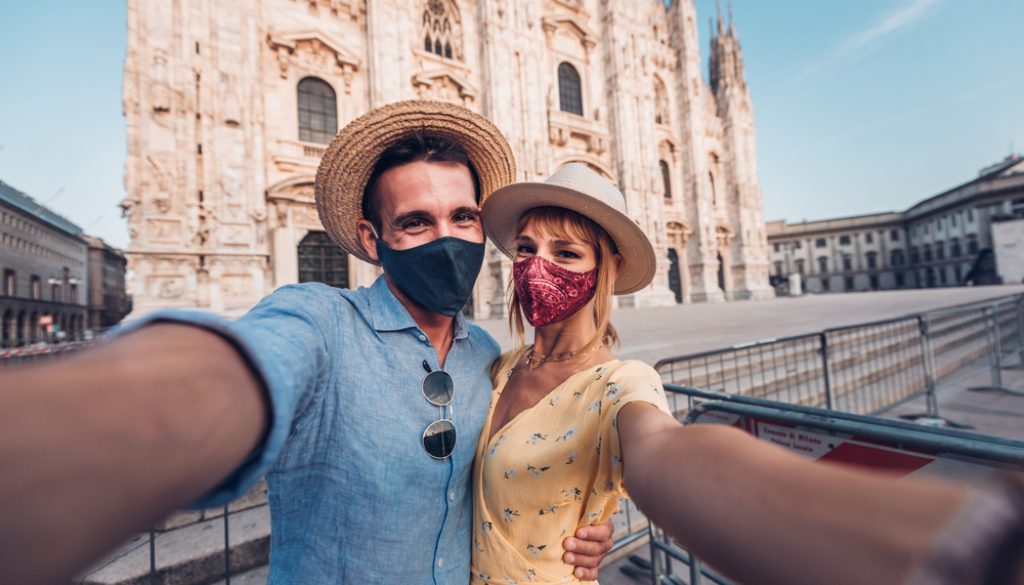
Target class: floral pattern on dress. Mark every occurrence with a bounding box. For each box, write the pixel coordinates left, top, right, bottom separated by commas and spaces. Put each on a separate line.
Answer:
470, 350, 671, 585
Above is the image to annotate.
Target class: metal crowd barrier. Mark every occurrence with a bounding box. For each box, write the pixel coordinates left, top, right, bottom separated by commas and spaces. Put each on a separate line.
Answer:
624, 384, 1024, 585
654, 294, 1024, 422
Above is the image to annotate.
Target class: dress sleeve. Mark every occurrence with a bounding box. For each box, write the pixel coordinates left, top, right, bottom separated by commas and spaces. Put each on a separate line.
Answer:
594, 361, 671, 500
107, 283, 335, 507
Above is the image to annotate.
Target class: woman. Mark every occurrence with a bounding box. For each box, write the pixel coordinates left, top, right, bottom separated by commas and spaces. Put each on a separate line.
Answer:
470, 163, 673, 584
470, 164, 995, 585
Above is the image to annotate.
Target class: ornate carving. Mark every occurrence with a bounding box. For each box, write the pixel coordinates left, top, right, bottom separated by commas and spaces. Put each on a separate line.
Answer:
267, 30, 361, 81
412, 70, 477, 104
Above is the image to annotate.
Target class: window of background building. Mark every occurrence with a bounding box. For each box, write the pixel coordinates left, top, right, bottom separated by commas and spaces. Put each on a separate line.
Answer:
939, 268, 947, 285
955, 265, 962, 283
951, 213, 958, 226
774, 261, 783, 276
773, 243, 780, 252
842, 256, 853, 271
815, 238, 827, 248
297, 77, 337, 145
839, 235, 851, 245
890, 250, 903, 266
865, 232, 874, 244
909, 247, 919, 264
660, 160, 672, 200
923, 245, 932, 262
2, 269, 14, 296
890, 229, 900, 241
822, 279, 830, 291
844, 277, 854, 290
866, 252, 877, 269
51, 283, 59, 302
951, 238, 961, 257
923, 223, 929, 234
818, 257, 828, 273
967, 208, 974, 222
69, 283, 78, 304
936, 242, 945, 260
967, 236, 979, 254
795, 259, 805, 275
794, 240, 802, 249
869, 275, 879, 289
558, 62, 583, 116
30, 276, 40, 300
1013, 198, 1024, 216
896, 273, 905, 287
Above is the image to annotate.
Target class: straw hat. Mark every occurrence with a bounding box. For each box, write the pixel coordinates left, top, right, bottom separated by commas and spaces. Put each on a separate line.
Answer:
482, 163, 656, 295
315, 100, 516, 265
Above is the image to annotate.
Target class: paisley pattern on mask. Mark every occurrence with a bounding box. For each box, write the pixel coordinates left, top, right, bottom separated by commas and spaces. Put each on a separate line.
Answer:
513, 256, 598, 327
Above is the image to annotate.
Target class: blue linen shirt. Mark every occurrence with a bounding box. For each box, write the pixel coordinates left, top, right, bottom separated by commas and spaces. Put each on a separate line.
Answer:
118, 277, 500, 584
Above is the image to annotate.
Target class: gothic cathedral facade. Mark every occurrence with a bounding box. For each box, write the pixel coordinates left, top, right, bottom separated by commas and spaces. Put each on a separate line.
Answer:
122, 0, 773, 318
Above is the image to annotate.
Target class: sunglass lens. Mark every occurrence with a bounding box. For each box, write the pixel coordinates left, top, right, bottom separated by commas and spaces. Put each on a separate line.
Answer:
423, 419, 457, 460
422, 370, 454, 406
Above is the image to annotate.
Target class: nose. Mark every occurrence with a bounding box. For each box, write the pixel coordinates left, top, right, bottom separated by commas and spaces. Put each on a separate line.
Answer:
435, 220, 452, 239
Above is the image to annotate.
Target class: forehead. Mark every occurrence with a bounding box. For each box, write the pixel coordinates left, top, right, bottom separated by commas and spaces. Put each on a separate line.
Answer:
375, 160, 476, 216
517, 212, 590, 243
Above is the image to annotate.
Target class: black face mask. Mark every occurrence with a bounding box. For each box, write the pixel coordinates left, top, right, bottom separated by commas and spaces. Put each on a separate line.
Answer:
376, 236, 485, 317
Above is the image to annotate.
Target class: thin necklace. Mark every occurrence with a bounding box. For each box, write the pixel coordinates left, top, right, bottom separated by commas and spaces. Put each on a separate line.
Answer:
524, 343, 604, 370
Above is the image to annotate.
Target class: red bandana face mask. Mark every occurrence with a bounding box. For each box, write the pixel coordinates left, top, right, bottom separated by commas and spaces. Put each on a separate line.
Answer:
513, 255, 599, 328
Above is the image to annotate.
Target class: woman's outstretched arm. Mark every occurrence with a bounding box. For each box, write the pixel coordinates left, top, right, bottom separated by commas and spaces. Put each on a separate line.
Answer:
616, 403, 1005, 585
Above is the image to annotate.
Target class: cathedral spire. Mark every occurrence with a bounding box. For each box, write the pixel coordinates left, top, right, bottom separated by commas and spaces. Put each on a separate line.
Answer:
716, 0, 724, 36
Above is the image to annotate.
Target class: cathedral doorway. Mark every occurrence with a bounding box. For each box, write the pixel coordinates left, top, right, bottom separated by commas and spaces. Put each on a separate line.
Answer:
667, 249, 682, 304
298, 231, 350, 289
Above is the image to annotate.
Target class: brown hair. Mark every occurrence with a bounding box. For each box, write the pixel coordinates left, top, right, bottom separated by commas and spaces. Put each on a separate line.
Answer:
508, 206, 619, 354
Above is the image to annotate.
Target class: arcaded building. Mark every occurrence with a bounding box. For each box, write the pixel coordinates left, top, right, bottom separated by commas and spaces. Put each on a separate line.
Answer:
122, 0, 773, 317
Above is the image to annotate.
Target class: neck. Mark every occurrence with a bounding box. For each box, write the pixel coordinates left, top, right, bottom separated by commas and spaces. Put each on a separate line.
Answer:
531, 304, 599, 357
384, 275, 456, 365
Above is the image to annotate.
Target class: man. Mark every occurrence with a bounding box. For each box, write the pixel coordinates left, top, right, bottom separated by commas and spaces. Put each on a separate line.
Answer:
0, 101, 613, 584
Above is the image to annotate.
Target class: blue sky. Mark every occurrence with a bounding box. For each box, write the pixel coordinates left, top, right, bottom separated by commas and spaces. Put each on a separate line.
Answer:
1, 1, 1021, 249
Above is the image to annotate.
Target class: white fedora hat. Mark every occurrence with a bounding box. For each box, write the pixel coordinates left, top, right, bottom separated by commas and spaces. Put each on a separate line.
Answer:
482, 163, 656, 295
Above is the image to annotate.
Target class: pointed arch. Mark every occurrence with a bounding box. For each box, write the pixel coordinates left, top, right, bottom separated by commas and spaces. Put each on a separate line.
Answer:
421, 0, 463, 61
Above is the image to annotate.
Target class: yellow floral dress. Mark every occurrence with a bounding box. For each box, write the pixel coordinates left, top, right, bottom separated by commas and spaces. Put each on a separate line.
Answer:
470, 348, 671, 585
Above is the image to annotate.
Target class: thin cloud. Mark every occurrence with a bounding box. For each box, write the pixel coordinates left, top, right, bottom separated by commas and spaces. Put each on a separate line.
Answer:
786, 0, 939, 85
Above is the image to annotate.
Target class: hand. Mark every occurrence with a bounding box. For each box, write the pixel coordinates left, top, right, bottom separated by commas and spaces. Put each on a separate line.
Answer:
562, 518, 615, 581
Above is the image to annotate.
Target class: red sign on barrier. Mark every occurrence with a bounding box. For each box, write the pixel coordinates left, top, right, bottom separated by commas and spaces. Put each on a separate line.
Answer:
692, 410, 989, 480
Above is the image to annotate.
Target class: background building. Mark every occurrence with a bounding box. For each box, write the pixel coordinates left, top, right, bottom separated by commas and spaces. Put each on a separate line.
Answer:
1, 180, 90, 345
85, 235, 132, 330
768, 154, 1024, 294
122, 0, 773, 318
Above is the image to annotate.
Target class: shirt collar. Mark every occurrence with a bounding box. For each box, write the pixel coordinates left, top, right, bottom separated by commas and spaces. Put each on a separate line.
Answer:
367, 276, 472, 340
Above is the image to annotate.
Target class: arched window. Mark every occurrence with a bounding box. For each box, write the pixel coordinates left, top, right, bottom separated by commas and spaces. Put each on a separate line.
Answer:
298, 231, 349, 289
297, 77, 337, 145
558, 62, 583, 116
660, 160, 672, 200
422, 0, 462, 60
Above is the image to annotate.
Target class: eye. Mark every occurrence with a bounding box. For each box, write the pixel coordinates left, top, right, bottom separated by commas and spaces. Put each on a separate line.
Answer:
453, 211, 480, 224
516, 244, 536, 255
402, 218, 428, 230
556, 250, 581, 259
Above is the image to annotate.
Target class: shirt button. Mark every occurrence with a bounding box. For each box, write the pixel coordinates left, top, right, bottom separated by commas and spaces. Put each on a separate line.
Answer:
418, 334, 427, 342
436, 557, 445, 569
448, 491, 456, 502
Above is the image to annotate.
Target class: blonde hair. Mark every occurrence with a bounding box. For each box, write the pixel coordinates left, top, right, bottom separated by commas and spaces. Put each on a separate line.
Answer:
508, 206, 620, 354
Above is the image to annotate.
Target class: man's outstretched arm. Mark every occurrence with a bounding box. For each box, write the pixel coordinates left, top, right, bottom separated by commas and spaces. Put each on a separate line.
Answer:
0, 323, 269, 585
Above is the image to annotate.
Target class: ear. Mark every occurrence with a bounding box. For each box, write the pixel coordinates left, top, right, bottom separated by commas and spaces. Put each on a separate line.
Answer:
356, 219, 380, 263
